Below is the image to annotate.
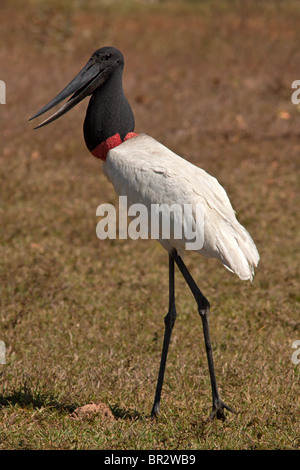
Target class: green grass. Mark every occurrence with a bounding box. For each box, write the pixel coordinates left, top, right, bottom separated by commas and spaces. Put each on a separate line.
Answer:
0, 0, 300, 450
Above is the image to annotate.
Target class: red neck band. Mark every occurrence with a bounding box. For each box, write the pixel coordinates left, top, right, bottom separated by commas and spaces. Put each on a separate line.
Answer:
91, 132, 139, 161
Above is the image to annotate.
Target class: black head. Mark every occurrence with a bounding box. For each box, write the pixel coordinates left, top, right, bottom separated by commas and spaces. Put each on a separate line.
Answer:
92, 46, 124, 68
29, 47, 126, 129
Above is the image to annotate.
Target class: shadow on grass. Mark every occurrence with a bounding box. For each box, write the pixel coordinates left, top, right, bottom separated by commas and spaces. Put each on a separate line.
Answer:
0, 383, 78, 414
110, 403, 148, 421
0, 383, 147, 420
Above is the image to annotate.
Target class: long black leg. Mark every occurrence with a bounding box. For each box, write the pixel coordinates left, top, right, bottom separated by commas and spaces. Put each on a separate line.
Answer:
151, 254, 177, 417
173, 252, 236, 421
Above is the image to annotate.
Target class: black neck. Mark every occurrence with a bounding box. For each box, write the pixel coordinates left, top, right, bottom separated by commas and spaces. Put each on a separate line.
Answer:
83, 68, 135, 152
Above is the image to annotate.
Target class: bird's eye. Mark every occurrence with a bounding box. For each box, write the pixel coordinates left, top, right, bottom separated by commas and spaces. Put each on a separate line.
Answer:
103, 53, 112, 61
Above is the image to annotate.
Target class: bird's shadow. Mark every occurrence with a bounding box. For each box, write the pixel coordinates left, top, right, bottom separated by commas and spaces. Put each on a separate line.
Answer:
0, 383, 146, 421
109, 403, 147, 421
0, 383, 77, 414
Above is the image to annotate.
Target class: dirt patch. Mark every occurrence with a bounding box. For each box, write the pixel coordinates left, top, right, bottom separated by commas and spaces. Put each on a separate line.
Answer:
70, 402, 115, 422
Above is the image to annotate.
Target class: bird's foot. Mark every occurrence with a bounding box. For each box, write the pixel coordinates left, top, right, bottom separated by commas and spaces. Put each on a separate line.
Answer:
151, 403, 160, 419
209, 398, 237, 421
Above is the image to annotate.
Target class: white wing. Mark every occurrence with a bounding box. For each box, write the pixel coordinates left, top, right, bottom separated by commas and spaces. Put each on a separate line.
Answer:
104, 134, 259, 281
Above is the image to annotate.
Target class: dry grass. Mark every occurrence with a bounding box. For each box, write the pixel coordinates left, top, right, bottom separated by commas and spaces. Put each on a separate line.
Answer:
0, 0, 299, 450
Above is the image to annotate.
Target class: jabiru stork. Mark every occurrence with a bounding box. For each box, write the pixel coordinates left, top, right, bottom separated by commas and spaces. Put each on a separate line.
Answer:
30, 46, 259, 421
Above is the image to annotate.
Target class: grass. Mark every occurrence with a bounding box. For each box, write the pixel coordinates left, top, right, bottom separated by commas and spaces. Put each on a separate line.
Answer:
0, 0, 300, 450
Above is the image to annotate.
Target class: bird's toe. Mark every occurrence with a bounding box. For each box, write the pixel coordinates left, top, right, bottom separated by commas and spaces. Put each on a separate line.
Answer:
209, 398, 237, 421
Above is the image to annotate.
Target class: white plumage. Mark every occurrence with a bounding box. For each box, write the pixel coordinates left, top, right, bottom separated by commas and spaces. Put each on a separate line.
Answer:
104, 133, 259, 281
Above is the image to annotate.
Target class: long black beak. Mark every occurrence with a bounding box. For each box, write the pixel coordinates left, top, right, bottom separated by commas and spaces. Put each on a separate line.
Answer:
29, 59, 114, 129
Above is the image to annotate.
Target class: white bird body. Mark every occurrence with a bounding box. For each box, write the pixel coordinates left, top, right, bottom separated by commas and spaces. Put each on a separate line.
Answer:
104, 133, 259, 281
